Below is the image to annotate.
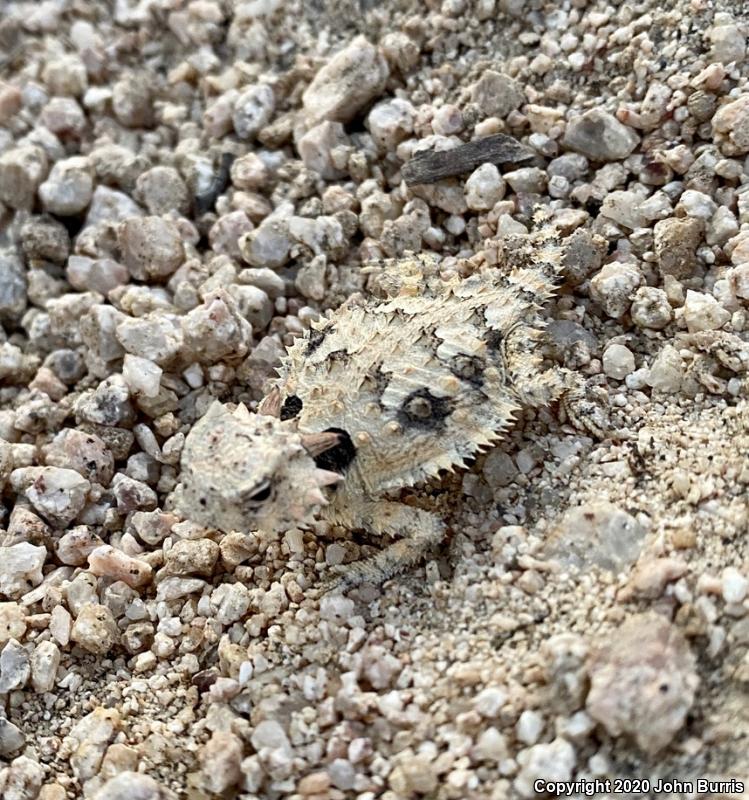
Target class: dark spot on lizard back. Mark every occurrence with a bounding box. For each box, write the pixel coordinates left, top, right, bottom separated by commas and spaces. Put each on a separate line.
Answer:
280, 395, 303, 420
327, 349, 350, 363
449, 355, 486, 387
313, 427, 356, 474
361, 365, 391, 407
305, 326, 330, 356
398, 388, 453, 431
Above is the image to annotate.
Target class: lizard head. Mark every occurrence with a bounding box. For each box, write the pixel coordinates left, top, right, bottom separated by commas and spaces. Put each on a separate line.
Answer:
170, 400, 341, 535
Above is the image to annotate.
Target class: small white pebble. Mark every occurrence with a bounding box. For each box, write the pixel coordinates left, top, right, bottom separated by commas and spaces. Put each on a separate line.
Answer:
721, 567, 748, 604
516, 709, 544, 745
602, 343, 636, 380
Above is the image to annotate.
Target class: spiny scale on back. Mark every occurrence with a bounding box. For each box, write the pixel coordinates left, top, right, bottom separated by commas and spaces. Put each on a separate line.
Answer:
172, 221, 608, 592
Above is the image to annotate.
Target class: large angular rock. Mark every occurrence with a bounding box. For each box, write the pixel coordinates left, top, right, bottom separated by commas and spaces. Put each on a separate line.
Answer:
586, 613, 698, 752
303, 36, 389, 125
543, 502, 646, 572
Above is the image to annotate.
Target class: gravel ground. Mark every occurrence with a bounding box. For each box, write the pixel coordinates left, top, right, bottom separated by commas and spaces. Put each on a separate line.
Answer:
1, 0, 749, 798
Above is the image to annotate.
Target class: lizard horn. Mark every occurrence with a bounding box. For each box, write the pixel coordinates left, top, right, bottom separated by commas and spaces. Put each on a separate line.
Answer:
301, 431, 340, 457
257, 387, 282, 417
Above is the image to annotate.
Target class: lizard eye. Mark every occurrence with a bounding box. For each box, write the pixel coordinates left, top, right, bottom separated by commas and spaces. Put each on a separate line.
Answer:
246, 481, 272, 503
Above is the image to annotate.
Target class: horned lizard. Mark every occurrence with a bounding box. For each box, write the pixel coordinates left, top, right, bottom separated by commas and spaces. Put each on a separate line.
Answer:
171, 223, 608, 591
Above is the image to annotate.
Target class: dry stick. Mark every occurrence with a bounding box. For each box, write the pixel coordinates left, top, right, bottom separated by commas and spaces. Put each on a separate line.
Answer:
401, 133, 533, 186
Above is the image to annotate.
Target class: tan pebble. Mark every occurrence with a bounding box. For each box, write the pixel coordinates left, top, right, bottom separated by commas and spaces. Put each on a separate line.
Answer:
49, 605, 72, 647
670, 528, 697, 549
164, 538, 219, 577
71, 604, 119, 654
0, 602, 27, 645
389, 755, 438, 795
38, 785, 67, 800
70, 707, 121, 783
0, 82, 21, 123
99, 743, 139, 780
30, 640, 60, 693
586, 613, 698, 752
88, 545, 153, 588
696, 574, 723, 596
617, 557, 688, 602
298, 771, 331, 795
199, 731, 243, 794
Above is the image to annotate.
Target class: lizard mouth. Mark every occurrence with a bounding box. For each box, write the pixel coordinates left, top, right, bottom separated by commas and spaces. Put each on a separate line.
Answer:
244, 480, 272, 505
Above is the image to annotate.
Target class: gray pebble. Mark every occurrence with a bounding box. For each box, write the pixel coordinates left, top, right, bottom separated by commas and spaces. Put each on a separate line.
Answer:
233, 84, 275, 140
227, 284, 273, 331
602, 343, 635, 380
589, 263, 641, 318
135, 166, 190, 215
89, 143, 149, 191
367, 98, 415, 149
0, 144, 48, 210
298, 121, 348, 180
0, 250, 27, 321
75, 375, 135, 427
562, 109, 639, 162
20, 216, 70, 263
44, 349, 85, 385
112, 74, 152, 128
631, 287, 673, 330
38, 156, 93, 216
708, 15, 745, 65
10, 465, 91, 525
303, 36, 389, 125
560, 228, 606, 286
230, 152, 269, 191
111, 472, 158, 512
67, 256, 129, 295
0, 717, 26, 756
503, 166, 547, 194
239, 219, 291, 269
0, 542, 46, 599
85, 185, 143, 228
653, 217, 704, 279
30, 640, 60, 693
470, 69, 524, 118
237, 267, 286, 299
464, 163, 505, 210
0, 639, 30, 693
117, 217, 182, 283
713, 95, 749, 155
548, 153, 589, 180
182, 290, 251, 364
92, 772, 166, 800
40, 96, 87, 137
44, 428, 114, 485
646, 345, 684, 393
79, 305, 126, 368
544, 501, 646, 572
116, 313, 184, 365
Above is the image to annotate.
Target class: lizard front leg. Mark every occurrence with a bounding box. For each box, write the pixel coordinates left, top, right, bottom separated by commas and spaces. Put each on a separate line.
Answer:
504, 324, 609, 438
511, 363, 609, 438
320, 499, 446, 593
